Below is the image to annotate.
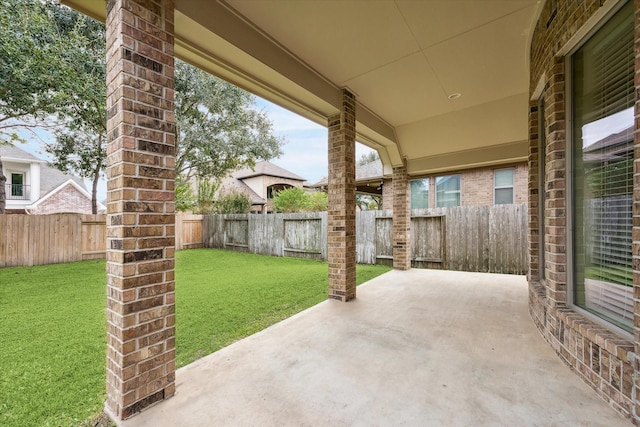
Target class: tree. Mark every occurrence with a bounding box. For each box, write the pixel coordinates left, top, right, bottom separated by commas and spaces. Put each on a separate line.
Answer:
272, 187, 327, 213
357, 150, 379, 166
272, 187, 307, 213
174, 60, 284, 185
0, 0, 82, 213
1, 1, 283, 214
43, 7, 106, 213
194, 180, 218, 214
214, 190, 252, 214
306, 191, 328, 211
175, 178, 196, 212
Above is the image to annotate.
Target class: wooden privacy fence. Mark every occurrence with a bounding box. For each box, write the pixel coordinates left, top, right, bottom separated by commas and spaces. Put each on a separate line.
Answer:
0, 214, 106, 268
357, 205, 528, 274
204, 204, 528, 274
1, 206, 526, 273
203, 212, 328, 260
175, 214, 204, 250
0, 213, 204, 268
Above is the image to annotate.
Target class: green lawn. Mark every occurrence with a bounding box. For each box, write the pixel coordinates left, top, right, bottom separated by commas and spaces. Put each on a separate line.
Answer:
0, 249, 390, 427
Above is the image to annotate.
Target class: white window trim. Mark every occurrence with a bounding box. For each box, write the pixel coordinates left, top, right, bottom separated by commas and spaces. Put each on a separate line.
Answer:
493, 168, 515, 205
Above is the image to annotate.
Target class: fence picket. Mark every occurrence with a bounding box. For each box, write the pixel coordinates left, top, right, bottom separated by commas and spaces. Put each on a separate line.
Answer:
0, 205, 528, 273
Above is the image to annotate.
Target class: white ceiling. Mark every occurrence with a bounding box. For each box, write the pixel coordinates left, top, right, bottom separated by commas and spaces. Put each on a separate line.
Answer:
64, 0, 542, 176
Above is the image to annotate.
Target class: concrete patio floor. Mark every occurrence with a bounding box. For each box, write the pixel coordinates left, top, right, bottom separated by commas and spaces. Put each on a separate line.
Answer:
120, 269, 629, 426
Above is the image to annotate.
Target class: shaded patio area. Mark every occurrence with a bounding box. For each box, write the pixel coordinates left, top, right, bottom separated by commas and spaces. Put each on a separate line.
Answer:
120, 269, 627, 426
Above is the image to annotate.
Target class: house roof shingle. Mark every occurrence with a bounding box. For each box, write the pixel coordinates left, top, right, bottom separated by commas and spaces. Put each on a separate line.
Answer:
232, 161, 306, 181
0, 144, 44, 162
311, 158, 383, 187
0, 144, 87, 197
219, 177, 266, 205
39, 165, 87, 197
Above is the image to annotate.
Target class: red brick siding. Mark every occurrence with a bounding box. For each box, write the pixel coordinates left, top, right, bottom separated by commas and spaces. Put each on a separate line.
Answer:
34, 184, 93, 215
459, 163, 528, 206
382, 162, 527, 209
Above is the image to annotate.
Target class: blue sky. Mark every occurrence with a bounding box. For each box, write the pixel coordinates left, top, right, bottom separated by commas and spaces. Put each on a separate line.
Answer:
17, 97, 375, 202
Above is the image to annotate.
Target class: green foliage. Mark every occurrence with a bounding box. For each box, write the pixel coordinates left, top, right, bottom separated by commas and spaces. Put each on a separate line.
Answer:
355, 194, 381, 211
306, 190, 328, 211
174, 60, 284, 182
0, 0, 76, 129
272, 187, 307, 212
44, 6, 107, 213
0, 0, 107, 212
272, 187, 328, 213
195, 179, 218, 214
0, 1, 283, 213
0, 251, 391, 426
214, 189, 252, 214
175, 179, 196, 212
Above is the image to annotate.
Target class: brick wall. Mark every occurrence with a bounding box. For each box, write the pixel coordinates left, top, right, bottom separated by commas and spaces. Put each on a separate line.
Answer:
34, 183, 93, 214
459, 163, 527, 206
381, 178, 393, 210
382, 162, 527, 209
528, 0, 636, 421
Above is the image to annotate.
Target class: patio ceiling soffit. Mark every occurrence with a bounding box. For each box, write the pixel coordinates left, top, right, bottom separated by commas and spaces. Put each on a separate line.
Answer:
63, 0, 402, 169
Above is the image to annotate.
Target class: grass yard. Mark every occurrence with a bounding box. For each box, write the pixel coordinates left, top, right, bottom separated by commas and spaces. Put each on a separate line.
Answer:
0, 249, 390, 427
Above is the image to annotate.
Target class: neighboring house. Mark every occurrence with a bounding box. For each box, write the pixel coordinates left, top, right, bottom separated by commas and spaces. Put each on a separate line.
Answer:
311, 159, 528, 209
218, 161, 307, 213
0, 144, 105, 214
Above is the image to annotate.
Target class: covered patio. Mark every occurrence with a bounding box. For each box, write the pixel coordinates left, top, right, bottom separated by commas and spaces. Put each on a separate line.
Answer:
59, 0, 640, 424
120, 269, 626, 427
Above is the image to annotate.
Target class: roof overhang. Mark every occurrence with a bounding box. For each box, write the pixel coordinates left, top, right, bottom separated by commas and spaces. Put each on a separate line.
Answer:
63, 0, 540, 176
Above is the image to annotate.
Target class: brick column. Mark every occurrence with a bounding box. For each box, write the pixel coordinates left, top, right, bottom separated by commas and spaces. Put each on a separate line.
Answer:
105, 0, 176, 420
528, 99, 540, 284
392, 161, 410, 270
327, 89, 356, 301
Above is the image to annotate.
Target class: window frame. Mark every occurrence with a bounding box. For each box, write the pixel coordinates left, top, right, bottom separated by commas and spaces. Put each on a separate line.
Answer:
10, 172, 25, 197
435, 174, 461, 207
565, 0, 634, 339
493, 168, 515, 205
409, 177, 430, 209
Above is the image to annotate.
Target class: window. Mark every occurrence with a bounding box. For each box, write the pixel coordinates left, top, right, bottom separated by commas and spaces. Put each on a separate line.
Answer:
494, 168, 514, 204
571, 1, 633, 330
410, 178, 429, 209
10, 173, 24, 197
436, 175, 460, 207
